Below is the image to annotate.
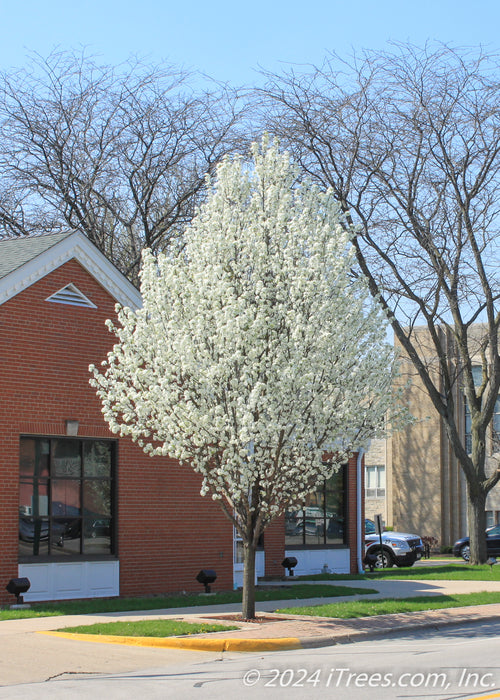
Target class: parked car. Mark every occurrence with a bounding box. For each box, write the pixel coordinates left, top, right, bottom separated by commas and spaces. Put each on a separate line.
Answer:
285, 507, 336, 538
19, 517, 66, 542
86, 518, 111, 539
19, 517, 49, 542
364, 519, 424, 568
453, 524, 500, 561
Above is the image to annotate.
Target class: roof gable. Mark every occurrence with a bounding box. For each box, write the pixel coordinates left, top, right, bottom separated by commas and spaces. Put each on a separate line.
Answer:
0, 231, 142, 309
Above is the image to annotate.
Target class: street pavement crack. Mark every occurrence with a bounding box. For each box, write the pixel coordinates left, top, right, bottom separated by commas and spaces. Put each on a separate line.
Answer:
45, 671, 102, 682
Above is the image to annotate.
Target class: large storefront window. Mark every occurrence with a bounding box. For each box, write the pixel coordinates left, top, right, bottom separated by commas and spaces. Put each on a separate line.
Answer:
285, 465, 346, 547
19, 437, 116, 559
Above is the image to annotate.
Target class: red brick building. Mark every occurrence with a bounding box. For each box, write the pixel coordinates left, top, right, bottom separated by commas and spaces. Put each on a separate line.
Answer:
0, 231, 364, 604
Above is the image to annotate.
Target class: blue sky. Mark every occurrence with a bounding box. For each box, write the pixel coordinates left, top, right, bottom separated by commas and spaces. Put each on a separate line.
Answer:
1, 0, 498, 85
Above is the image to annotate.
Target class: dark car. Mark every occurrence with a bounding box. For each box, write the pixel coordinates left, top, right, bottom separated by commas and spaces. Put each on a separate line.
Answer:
85, 518, 111, 539
453, 524, 500, 561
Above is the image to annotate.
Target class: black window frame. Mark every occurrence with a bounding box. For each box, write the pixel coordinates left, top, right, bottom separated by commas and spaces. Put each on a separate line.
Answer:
285, 463, 347, 548
19, 435, 117, 563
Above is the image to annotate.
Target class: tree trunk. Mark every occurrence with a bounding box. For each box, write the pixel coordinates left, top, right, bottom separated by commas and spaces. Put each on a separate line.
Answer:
241, 541, 257, 620
467, 487, 488, 565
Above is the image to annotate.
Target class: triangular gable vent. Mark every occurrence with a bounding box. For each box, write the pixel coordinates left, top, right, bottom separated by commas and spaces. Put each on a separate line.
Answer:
46, 283, 97, 309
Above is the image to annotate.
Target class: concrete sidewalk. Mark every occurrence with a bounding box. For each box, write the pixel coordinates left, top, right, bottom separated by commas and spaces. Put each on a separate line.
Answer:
40, 601, 500, 653
2, 578, 500, 685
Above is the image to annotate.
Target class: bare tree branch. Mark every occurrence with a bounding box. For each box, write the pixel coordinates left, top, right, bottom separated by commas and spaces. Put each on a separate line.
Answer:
0, 50, 250, 283
257, 42, 500, 562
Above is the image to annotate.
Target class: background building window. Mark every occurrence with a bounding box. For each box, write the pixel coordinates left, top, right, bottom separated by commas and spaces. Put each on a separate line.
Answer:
486, 510, 500, 528
365, 464, 386, 499
463, 365, 500, 453
465, 392, 500, 454
19, 437, 116, 559
285, 465, 346, 547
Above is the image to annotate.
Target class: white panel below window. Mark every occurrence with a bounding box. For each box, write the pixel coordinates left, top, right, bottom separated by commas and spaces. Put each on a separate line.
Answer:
18, 560, 119, 602
283, 548, 350, 576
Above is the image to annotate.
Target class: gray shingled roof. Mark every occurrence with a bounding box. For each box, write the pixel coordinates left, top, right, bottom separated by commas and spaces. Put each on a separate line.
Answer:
0, 232, 75, 280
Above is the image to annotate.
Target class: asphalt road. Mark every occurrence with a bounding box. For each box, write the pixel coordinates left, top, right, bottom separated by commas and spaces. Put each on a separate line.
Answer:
1, 620, 500, 699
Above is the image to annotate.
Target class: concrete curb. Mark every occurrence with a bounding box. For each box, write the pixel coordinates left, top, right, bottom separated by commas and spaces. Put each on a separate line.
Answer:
38, 630, 302, 652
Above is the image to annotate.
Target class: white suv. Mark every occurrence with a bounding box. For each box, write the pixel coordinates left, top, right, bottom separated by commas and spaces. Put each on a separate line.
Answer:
364, 519, 424, 568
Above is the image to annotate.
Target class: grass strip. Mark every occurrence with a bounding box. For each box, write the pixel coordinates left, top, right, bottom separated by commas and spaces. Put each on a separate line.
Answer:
277, 591, 500, 618
299, 564, 500, 581
59, 619, 238, 637
0, 583, 374, 621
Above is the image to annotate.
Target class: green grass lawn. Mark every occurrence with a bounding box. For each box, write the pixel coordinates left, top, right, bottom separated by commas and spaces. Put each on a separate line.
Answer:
0, 583, 374, 621
60, 591, 500, 636
3, 564, 500, 624
299, 563, 500, 581
60, 619, 238, 637
277, 590, 500, 618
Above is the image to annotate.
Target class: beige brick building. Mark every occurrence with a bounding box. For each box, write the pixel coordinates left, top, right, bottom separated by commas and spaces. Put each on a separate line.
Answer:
366, 325, 500, 548
364, 438, 389, 523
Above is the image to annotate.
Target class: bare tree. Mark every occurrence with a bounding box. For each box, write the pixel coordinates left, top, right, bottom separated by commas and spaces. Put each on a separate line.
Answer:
0, 51, 248, 282
258, 43, 500, 563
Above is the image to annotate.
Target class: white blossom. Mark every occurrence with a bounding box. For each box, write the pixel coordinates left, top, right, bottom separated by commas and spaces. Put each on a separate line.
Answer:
90, 136, 404, 611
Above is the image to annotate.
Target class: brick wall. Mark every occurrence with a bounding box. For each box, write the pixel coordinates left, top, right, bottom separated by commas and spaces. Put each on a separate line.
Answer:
0, 260, 232, 603
263, 514, 285, 576
116, 446, 233, 597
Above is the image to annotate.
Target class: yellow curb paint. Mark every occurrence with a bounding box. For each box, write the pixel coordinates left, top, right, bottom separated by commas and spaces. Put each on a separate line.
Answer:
38, 630, 302, 652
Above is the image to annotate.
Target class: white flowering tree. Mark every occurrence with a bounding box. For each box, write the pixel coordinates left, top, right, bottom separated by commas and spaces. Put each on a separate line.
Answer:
90, 137, 401, 619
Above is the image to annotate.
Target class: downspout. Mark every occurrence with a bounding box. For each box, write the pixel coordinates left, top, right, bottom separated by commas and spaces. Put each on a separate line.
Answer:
357, 448, 365, 573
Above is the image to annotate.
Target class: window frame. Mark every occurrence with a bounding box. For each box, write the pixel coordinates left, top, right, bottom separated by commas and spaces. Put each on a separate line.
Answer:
365, 464, 386, 499
19, 435, 117, 563
285, 464, 347, 549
